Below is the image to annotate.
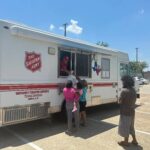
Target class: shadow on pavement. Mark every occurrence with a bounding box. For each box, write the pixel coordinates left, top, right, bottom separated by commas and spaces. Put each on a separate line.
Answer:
87, 103, 120, 121
0, 119, 66, 149
119, 144, 143, 150
0, 103, 120, 149
74, 120, 117, 139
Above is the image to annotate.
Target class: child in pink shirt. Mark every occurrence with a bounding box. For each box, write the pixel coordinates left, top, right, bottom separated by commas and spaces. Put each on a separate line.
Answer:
72, 82, 83, 112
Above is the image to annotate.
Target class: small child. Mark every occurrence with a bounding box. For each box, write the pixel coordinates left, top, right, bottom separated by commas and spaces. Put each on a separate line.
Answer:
72, 82, 83, 112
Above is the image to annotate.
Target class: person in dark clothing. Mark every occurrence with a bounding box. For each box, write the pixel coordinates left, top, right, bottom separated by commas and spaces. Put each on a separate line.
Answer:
118, 75, 138, 146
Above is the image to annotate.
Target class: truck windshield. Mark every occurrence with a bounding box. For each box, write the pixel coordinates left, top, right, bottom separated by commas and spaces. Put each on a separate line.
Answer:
120, 63, 129, 77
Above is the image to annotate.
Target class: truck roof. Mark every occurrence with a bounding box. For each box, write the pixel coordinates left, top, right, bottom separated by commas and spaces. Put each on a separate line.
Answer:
0, 19, 128, 57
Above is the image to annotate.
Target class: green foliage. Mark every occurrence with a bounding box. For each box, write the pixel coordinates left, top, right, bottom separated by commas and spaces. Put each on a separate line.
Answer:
129, 61, 149, 77
96, 41, 109, 47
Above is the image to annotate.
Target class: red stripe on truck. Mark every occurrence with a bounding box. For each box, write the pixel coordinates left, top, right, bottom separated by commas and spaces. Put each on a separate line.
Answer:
0, 82, 117, 91
93, 83, 113, 86
0, 84, 58, 91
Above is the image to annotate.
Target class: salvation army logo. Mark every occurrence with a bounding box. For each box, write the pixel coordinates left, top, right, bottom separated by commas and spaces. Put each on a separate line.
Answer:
25, 51, 42, 72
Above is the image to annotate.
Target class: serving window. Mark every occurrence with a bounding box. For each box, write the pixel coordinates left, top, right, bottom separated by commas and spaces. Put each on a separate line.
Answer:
58, 48, 91, 77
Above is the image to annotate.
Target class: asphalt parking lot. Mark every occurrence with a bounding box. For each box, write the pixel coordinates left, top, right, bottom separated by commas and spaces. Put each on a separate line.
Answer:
0, 84, 150, 150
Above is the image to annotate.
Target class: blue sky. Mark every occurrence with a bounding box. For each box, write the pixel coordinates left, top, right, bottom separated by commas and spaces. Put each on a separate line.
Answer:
0, 0, 150, 70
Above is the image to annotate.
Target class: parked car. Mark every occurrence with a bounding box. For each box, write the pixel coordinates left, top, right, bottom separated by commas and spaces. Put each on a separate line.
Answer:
133, 76, 143, 85
139, 78, 149, 84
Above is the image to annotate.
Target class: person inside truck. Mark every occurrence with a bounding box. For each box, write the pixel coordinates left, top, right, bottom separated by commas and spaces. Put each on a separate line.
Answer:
60, 56, 70, 76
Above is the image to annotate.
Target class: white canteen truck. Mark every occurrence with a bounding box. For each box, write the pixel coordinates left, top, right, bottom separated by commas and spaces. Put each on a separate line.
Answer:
0, 20, 139, 126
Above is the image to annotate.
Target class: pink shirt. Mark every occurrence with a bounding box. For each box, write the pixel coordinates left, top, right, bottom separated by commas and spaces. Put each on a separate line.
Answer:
63, 87, 76, 102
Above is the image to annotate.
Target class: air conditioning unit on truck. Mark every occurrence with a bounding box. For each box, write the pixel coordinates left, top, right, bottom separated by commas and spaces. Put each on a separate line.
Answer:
0, 20, 140, 126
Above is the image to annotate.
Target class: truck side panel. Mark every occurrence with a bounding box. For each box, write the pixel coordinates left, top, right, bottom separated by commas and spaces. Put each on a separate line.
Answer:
0, 21, 63, 108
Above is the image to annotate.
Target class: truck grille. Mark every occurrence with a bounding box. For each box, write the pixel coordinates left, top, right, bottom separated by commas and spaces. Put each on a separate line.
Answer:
0, 102, 50, 126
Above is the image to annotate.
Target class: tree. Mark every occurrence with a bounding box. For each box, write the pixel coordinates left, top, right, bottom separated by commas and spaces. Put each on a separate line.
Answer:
96, 41, 109, 47
129, 61, 149, 77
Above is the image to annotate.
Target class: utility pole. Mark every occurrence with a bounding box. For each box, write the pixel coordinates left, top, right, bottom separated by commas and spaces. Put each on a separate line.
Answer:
63, 23, 68, 37
136, 48, 138, 62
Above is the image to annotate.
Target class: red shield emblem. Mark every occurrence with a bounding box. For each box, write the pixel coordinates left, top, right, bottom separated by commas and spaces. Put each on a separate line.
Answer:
25, 52, 42, 72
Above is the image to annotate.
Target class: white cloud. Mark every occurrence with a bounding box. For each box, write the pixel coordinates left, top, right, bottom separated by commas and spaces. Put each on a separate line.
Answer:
139, 8, 145, 15
49, 24, 55, 31
67, 19, 83, 34
59, 19, 83, 35
59, 26, 64, 30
